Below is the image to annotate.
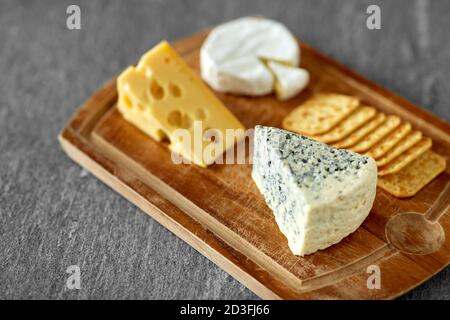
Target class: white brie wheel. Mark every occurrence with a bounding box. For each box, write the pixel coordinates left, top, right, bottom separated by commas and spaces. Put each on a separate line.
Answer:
200, 17, 308, 99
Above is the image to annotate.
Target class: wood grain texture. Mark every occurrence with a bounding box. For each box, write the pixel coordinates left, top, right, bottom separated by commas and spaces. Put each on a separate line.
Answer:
59, 31, 450, 299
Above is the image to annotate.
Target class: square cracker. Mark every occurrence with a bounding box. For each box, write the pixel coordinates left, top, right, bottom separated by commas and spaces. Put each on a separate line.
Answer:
312, 106, 376, 143
366, 122, 412, 159
282, 93, 359, 135
377, 150, 446, 198
378, 137, 432, 176
376, 131, 423, 167
351, 115, 401, 153
333, 113, 386, 149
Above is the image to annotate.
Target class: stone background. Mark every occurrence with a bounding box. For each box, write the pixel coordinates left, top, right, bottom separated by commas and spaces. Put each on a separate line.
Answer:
1, 0, 449, 299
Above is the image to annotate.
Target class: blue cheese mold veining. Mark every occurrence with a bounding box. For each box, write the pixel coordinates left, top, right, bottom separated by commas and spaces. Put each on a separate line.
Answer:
252, 125, 377, 256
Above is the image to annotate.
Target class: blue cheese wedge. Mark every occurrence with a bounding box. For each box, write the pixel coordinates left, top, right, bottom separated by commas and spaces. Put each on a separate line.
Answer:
252, 126, 377, 256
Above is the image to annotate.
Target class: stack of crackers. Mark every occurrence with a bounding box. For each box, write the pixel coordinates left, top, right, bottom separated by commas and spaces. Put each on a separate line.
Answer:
283, 93, 447, 198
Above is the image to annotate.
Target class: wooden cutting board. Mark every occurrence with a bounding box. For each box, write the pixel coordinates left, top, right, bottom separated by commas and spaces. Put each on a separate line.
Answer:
59, 30, 450, 299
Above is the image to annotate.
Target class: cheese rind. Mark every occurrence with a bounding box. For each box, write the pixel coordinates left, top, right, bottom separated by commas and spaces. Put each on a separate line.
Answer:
117, 41, 245, 167
266, 61, 309, 100
252, 126, 377, 255
200, 17, 300, 97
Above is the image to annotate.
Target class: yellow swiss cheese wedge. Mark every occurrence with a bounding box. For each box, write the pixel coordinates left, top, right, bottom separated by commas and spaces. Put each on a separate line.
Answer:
117, 41, 246, 167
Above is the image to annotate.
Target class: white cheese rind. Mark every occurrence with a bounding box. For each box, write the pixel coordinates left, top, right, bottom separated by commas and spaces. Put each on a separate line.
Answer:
267, 61, 310, 100
252, 126, 377, 256
201, 17, 300, 96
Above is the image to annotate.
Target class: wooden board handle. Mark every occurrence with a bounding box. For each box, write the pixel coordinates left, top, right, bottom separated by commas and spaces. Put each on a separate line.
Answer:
426, 182, 450, 223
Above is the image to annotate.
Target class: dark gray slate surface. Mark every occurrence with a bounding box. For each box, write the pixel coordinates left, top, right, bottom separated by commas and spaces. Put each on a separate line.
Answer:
1, 0, 449, 300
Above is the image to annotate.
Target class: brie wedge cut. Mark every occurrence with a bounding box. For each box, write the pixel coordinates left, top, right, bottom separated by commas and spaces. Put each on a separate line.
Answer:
201, 17, 304, 98
252, 126, 377, 256
267, 61, 310, 100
